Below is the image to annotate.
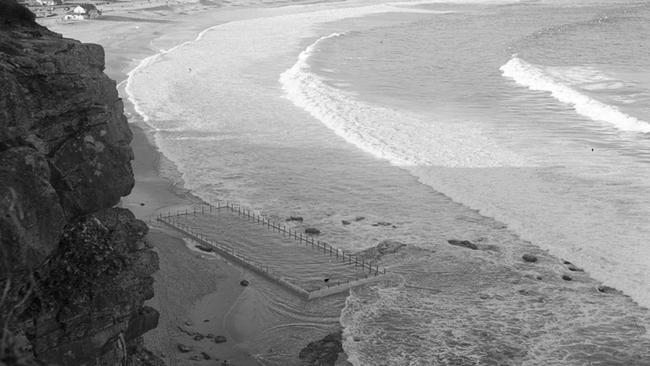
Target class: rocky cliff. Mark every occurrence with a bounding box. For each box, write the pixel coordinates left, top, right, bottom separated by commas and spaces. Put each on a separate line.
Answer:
0, 2, 160, 364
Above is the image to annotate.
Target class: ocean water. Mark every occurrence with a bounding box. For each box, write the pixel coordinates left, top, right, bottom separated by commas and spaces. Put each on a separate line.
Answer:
126, 0, 650, 364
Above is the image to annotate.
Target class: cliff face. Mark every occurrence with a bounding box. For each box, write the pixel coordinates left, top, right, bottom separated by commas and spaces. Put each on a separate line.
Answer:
0, 3, 160, 364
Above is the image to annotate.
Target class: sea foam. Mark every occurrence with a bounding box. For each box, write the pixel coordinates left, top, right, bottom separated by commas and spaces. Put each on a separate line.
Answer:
500, 56, 650, 133
280, 34, 525, 168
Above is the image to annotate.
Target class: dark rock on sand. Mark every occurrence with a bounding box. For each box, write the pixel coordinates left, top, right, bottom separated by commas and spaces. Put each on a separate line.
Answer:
305, 228, 321, 235
522, 254, 538, 263
240, 279, 250, 286
286, 216, 304, 222
177, 344, 193, 353
342, 220, 351, 225
201, 352, 212, 360
193, 334, 205, 341
597, 285, 620, 294
299, 330, 345, 366
354, 216, 365, 221
448, 239, 478, 250
372, 221, 392, 227
196, 244, 215, 253
567, 264, 584, 272
562, 275, 573, 281
214, 335, 228, 344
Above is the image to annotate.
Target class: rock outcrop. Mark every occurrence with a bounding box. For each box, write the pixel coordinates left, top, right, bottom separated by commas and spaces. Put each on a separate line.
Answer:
298, 331, 348, 366
0, 2, 159, 364
356, 240, 406, 262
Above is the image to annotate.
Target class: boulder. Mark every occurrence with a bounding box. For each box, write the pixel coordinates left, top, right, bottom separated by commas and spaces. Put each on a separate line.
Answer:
240, 279, 250, 287
195, 244, 215, 253
341, 220, 351, 225
562, 275, 572, 281
354, 216, 365, 221
357, 240, 407, 262
286, 216, 303, 222
214, 335, 227, 344
298, 330, 344, 366
177, 344, 192, 353
447, 239, 478, 250
305, 228, 321, 235
567, 264, 584, 272
597, 285, 620, 294
522, 254, 538, 263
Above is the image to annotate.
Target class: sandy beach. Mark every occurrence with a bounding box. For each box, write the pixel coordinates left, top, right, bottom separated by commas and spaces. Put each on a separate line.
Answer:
43, 2, 343, 364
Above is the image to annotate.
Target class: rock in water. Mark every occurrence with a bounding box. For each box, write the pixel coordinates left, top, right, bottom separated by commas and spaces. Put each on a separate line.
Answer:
522, 254, 538, 263
447, 239, 478, 250
357, 240, 407, 262
299, 330, 344, 366
305, 228, 321, 235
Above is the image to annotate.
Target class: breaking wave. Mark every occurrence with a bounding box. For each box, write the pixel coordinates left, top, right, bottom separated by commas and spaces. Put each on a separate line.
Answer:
500, 56, 650, 133
280, 34, 525, 168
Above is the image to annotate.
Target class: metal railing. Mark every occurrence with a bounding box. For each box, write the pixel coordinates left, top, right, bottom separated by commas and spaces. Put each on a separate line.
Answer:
155, 201, 387, 299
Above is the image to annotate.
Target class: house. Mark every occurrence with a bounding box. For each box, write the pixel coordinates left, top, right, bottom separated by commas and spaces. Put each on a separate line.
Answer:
63, 3, 101, 20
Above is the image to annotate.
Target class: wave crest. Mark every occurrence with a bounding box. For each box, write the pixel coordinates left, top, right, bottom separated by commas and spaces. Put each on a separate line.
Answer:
500, 56, 650, 133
